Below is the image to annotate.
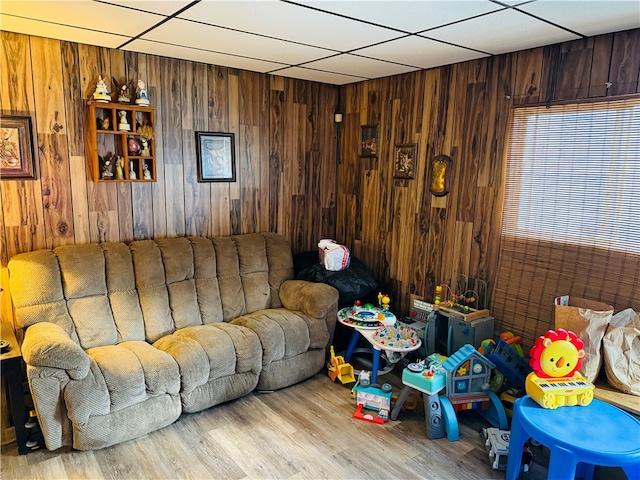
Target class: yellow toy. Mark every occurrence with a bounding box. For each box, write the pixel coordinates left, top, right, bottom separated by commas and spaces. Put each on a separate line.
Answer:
327, 346, 356, 384
525, 329, 594, 409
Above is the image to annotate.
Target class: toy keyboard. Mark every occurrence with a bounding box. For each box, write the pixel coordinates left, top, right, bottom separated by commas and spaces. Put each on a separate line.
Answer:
525, 372, 594, 409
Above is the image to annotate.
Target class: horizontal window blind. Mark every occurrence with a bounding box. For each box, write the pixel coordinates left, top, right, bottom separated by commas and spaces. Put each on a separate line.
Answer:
492, 97, 640, 350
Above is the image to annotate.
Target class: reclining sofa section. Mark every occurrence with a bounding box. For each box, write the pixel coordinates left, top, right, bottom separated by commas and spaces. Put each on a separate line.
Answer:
8, 233, 338, 451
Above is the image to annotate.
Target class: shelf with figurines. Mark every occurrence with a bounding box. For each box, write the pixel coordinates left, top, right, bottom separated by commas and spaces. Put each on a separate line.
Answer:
86, 75, 156, 182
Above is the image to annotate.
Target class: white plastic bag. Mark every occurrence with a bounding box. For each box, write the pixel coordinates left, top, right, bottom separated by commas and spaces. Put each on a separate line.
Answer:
318, 239, 351, 271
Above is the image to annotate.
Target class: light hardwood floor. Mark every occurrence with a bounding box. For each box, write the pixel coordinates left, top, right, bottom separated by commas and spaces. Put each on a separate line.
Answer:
0, 372, 628, 480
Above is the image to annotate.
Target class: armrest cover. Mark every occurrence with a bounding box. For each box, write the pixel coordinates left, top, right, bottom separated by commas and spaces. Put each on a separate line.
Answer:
22, 322, 90, 380
279, 280, 339, 319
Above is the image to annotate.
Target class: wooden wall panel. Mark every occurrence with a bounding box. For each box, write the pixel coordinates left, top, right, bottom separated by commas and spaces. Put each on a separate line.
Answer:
336, 28, 640, 317
608, 29, 640, 96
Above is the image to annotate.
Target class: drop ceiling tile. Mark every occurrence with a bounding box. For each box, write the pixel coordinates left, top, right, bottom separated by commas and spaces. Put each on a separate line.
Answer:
355, 35, 488, 69
0, 14, 129, 49
123, 39, 286, 73
517, 1, 640, 37
177, 1, 400, 51
301, 1, 504, 33
100, 0, 196, 16
425, 8, 580, 54
273, 66, 367, 85
143, 17, 334, 65
0, 0, 161, 37
304, 53, 420, 79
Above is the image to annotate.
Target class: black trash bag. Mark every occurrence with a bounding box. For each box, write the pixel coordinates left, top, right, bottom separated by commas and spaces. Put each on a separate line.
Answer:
295, 254, 378, 307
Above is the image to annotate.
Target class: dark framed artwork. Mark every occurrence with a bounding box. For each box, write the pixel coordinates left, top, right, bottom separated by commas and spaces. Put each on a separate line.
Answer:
195, 131, 236, 182
429, 154, 453, 196
360, 125, 378, 158
393, 144, 417, 179
0, 115, 37, 179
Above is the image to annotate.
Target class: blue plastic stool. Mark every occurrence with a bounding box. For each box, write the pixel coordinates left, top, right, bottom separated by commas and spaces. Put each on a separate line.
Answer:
506, 396, 640, 480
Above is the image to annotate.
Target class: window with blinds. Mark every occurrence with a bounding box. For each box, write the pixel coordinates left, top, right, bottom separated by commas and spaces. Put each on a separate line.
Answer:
492, 97, 640, 349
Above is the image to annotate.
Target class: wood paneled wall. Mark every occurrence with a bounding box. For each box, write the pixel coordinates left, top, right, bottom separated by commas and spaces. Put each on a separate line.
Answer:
0, 31, 338, 321
336, 28, 640, 316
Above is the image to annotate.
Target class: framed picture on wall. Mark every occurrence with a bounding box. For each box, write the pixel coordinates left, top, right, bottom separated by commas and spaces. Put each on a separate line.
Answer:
0, 115, 37, 179
393, 144, 417, 179
195, 131, 236, 182
360, 125, 378, 158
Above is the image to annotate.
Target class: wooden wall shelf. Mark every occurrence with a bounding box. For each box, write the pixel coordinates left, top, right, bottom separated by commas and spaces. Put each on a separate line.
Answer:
86, 101, 156, 182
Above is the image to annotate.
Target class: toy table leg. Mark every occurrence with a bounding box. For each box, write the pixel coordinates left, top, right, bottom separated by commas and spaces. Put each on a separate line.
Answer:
423, 393, 445, 439
438, 395, 459, 442
391, 385, 413, 421
575, 463, 595, 480
547, 445, 577, 480
476, 390, 509, 429
506, 407, 527, 480
370, 348, 381, 384
344, 330, 361, 362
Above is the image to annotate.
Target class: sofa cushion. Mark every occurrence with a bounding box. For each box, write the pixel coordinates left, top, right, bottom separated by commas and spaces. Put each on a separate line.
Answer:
55, 244, 118, 349
65, 341, 179, 424
130, 240, 176, 342
153, 323, 262, 412
189, 236, 224, 323
231, 307, 330, 389
102, 242, 145, 342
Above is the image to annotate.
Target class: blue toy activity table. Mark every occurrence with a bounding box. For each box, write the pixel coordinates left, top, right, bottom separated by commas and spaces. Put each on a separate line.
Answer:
338, 306, 420, 383
506, 396, 640, 480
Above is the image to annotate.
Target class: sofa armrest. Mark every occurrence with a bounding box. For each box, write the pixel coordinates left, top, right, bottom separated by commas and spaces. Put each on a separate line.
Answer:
279, 280, 339, 319
22, 322, 90, 380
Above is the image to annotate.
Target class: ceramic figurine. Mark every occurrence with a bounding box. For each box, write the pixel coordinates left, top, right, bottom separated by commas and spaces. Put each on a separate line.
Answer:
93, 75, 111, 102
135, 80, 150, 106
118, 84, 130, 103
115, 155, 124, 179
118, 111, 130, 132
101, 156, 114, 179
143, 162, 152, 180
129, 160, 137, 180
100, 117, 110, 130
140, 137, 150, 156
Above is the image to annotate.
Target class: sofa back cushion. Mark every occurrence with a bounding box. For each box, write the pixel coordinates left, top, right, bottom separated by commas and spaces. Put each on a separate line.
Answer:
9, 233, 295, 347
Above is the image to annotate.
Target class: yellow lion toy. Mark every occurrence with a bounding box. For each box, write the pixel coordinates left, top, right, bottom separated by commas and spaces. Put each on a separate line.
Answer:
525, 328, 594, 409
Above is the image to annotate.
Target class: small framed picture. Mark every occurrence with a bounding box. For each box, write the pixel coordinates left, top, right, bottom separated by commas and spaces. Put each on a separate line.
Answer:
360, 125, 378, 158
0, 114, 37, 179
195, 131, 236, 182
394, 144, 417, 179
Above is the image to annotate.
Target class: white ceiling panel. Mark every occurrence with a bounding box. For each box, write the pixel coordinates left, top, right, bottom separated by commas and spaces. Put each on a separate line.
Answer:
517, 1, 640, 37
274, 66, 368, 85
304, 53, 419, 79
300, 0, 504, 33
0, 0, 635, 85
177, 0, 402, 51
0, 0, 162, 37
143, 18, 334, 65
0, 14, 129, 49
355, 35, 487, 69
101, 0, 196, 16
425, 7, 581, 54
123, 38, 286, 73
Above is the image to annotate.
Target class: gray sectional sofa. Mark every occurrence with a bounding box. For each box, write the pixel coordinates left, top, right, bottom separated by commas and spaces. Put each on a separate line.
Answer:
8, 233, 338, 451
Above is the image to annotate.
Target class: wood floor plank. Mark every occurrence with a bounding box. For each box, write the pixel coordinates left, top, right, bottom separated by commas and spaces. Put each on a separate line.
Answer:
0, 372, 629, 480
